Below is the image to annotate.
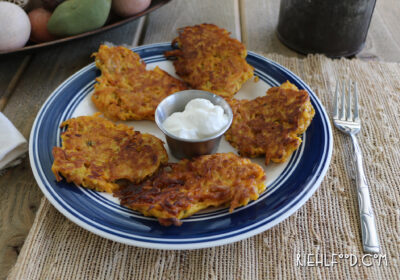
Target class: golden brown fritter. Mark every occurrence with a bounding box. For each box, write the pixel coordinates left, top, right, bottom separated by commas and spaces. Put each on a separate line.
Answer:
51, 113, 168, 193
164, 24, 254, 98
225, 81, 315, 165
115, 153, 266, 226
92, 45, 188, 121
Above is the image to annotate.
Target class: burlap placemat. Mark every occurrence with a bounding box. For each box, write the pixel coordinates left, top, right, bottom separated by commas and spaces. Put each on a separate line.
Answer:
8, 54, 400, 279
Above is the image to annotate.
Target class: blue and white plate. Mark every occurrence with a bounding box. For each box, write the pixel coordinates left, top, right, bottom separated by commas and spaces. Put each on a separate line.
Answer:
30, 43, 333, 249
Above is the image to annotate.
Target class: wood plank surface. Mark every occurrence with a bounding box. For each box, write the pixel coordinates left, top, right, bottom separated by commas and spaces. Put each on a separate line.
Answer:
143, 0, 241, 43
0, 55, 26, 101
1, 0, 400, 278
241, 0, 300, 56
0, 56, 32, 111
358, 0, 400, 62
0, 21, 141, 279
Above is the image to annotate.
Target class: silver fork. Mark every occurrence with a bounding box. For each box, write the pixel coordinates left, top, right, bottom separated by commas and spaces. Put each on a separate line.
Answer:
333, 80, 380, 254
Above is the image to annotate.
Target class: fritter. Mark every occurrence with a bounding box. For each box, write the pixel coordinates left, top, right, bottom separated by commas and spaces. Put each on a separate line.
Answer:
164, 24, 254, 98
225, 81, 315, 165
92, 45, 188, 121
115, 153, 266, 226
51, 114, 168, 193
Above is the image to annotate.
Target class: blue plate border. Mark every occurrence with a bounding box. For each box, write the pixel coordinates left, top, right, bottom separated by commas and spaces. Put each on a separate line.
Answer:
29, 43, 333, 249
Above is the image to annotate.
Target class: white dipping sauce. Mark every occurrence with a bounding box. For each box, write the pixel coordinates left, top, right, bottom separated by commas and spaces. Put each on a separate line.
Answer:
162, 98, 229, 140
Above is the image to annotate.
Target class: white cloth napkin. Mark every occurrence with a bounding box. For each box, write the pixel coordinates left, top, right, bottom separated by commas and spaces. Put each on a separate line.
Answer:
0, 112, 28, 171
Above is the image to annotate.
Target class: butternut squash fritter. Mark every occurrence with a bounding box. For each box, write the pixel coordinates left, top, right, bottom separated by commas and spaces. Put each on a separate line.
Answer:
92, 45, 188, 121
165, 24, 254, 98
115, 153, 266, 226
52, 114, 168, 193
225, 81, 315, 165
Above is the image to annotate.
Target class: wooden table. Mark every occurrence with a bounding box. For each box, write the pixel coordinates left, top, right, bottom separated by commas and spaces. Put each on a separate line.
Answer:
0, 0, 398, 278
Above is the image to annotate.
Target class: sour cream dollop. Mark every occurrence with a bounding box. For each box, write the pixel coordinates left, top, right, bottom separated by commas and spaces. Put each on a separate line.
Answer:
162, 98, 229, 140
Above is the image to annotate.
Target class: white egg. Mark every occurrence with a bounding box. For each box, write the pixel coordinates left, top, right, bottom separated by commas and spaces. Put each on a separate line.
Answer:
112, 0, 151, 17
0, 2, 31, 51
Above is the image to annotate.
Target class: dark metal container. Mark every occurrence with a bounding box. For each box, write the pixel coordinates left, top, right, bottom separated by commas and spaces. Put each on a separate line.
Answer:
277, 0, 377, 57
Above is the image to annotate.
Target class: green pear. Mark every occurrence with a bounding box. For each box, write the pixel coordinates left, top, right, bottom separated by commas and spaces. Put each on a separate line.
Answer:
47, 0, 111, 36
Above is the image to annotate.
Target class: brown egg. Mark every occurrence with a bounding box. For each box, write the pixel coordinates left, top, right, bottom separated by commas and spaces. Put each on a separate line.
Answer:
112, 0, 151, 17
28, 8, 56, 43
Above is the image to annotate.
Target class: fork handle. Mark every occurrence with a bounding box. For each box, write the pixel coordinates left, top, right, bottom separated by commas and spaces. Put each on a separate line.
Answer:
350, 134, 380, 253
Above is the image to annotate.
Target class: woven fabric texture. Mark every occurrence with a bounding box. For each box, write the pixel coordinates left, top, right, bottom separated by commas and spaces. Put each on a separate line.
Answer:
8, 54, 400, 280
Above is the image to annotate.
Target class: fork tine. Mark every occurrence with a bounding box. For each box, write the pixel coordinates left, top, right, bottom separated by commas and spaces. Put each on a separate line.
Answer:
347, 80, 352, 121
340, 80, 346, 120
354, 81, 359, 121
333, 80, 339, 118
